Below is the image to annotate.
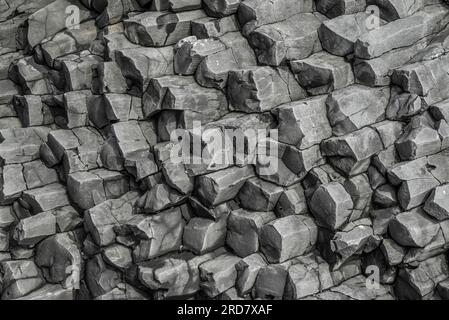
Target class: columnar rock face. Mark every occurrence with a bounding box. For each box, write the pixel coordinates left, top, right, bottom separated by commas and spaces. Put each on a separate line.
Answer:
0, 0, 448, 301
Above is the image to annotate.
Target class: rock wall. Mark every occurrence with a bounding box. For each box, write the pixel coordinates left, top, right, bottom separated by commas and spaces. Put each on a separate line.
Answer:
0, 0, 449, 300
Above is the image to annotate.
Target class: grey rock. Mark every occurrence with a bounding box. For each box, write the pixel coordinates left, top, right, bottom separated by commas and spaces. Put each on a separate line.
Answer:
183, 216, 227, 254
235, 253, 267, 296
316, 0, 366, 18
196, 166, 255, 207
226, 209, 275, 257
389, 208, 440, 248
309, 181, 354, 230
237, 177, 283, 212
199, 252, 241, 298
124, 10, 207, 47
327, 85, 389, 136
290, 51, 354, 95
355, 5, 449, 59
228, 66, 306, 113
275, 183, 308, 217
192, 15, 240, 38
249, 13, 322, 66
423, 184, 449, 221
13, 211, 56, 246
259, 215, 317, 263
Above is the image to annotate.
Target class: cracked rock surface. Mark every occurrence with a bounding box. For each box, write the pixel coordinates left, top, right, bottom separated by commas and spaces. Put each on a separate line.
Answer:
0, 0, 449, 300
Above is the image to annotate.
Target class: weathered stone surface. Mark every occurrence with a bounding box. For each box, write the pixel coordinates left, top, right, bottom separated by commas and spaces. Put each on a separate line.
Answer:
196, 166, 255, 207
238, 0, 314, 35
373, 184, 397, 208
9, 57, 50, 95
85, 254, 121, 298
142, 75, 227, 120
199, 252, 241, 297
284, 254, 362, 299
353, 38, 429, 87
308, 274, 393, 300
259, 215, 317, 263
1, 0, 449, 302
67, 170, 128, 211
19, 0, 95, 49
85, 192, 138, 247
237, 177, 283, 212
0, 206, 16, 228
183, 216, 227, 254
103, 244, 133, 271
92, 62, 128, 95
316, 0, 366, 18
275, 95, 332, 150
228, 66, 305, 113
395, 254, 448, 299
380, 238, 405, 266
21, 183, 70, 214
309, 181, 354, 231
326, 85, 389, 136
318, 12, 381, 56
192, 15, 240, 38
252, 263, 288, 299
136, 183, 186, 214
249, 13, 322, 66
195, 32, 256, 89
13, 211, 56, 246
40, 20, 98, 67
0, 127, 50, 165
169, 0, 202, 12
275, 183, 307, 217
115, 46, 174, 95
203, 0, 240, 17
59, 52, 103, 92
226, 209, 275, 257
423, 185, 449, 221
321, 126, 384, 176
0, 164, 27, 204
36, 231, 82, 286
392, 53, 449, 106
290, 51, 354, 95
1, 260, 45, 300
397, 176, 439, 211
14, 95, 53, 127
330, 218, 375, 266
235, 253, 267, 296
344, 173, 372, 220
395, 114, 443, 161
126, 206, 185, 261
174, 37, 226, 75
125, 10, 206, 47
367, 0, 437, 21
389, 208, 440, 248
355, 5, 449, 59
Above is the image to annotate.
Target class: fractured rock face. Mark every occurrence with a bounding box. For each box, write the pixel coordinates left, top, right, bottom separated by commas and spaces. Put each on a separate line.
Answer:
355, 5, 449, 59
124, 10, 207, 47
196, 166, 255, 207
290, 51, 354, 95
424, 185, 449, 221
1, 0, 449, 302
326, 85, 389, 136
259, 215, 317, 263
249, 13, 322, 66
389, 208, 440, 248
226, 208, 275, 257
309, 181, 354, 231
228, 66, 306, 113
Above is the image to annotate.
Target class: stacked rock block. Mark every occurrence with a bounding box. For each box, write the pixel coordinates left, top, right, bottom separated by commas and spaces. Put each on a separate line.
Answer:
0, 0, 449, 300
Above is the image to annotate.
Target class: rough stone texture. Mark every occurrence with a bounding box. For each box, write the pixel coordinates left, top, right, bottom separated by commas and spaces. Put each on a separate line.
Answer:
0, 0, 448, 301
